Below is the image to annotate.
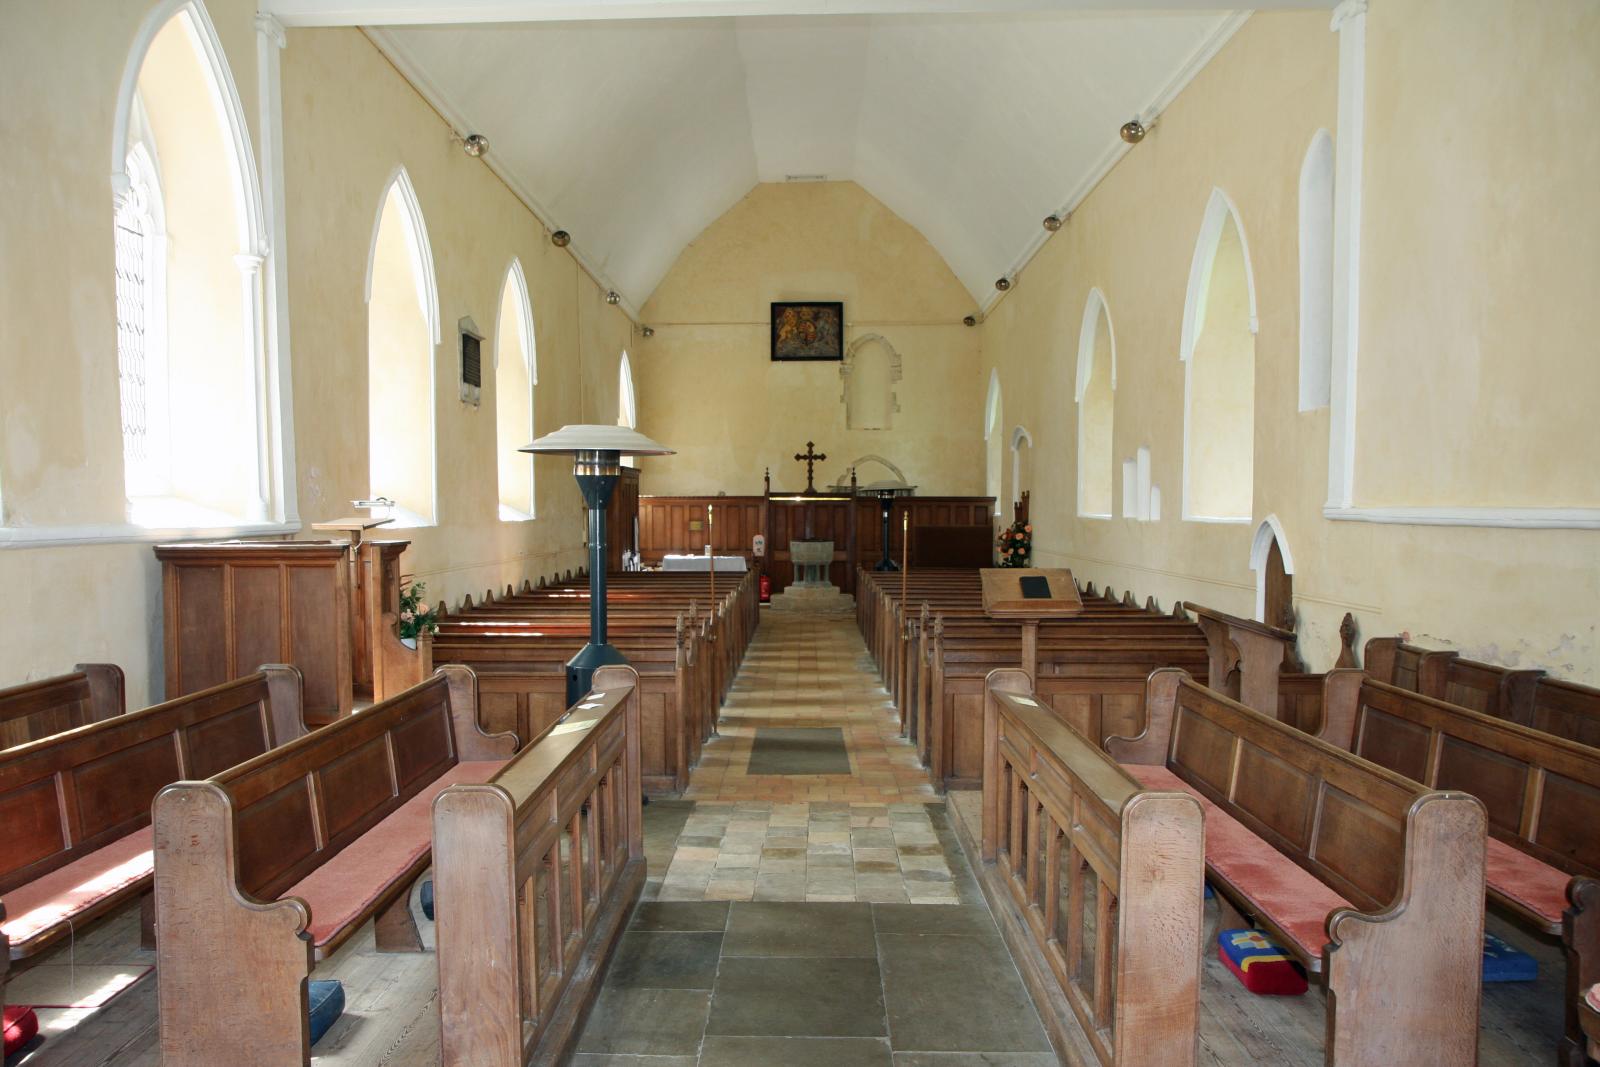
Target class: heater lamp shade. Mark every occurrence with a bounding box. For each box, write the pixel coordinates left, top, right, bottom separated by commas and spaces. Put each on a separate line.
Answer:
519, 424, 674, 456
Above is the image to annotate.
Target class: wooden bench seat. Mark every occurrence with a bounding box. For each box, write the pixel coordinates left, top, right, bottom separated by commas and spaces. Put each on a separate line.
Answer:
1, 666, 311, 1017
1107, 668, 1488, 1067
0, 663, 125, 750
154, 665, 518, 1066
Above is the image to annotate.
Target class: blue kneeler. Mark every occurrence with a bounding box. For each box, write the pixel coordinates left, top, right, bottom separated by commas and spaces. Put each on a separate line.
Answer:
308, 980, 345, 1046
421, 879, 434, 921
1482, 932, 1538, 982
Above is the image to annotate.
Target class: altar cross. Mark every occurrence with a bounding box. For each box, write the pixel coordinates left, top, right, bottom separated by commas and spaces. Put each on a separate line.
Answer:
794, 440, 827, 494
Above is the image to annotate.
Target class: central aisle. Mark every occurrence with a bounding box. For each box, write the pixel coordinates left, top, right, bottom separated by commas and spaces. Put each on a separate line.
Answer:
572, 606, 1056, 1064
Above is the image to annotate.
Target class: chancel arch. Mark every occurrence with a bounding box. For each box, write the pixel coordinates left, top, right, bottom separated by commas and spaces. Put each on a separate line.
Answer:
495, 258, 537, 521
111, 0, 272, 527
1250, 513, 1295, 628
1180, 187, 1257, 523
1075, 288, 1116, 519
365, 166, 439, 526
841, 333, 901, 430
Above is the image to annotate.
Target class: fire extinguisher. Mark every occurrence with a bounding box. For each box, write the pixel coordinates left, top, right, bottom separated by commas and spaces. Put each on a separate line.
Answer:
759, 574, 772, 603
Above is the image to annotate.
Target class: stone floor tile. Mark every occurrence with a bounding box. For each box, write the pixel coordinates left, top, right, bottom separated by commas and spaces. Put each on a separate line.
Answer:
701, 1036, 892, 1066
576, 988, 712, 1056
606, 931, 723, 990
706, 956, 886, 1038
877, 933, 1050, 1053
723, 902, 876, 957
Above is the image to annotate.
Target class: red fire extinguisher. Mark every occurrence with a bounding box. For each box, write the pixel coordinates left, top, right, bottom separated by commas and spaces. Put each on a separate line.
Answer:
759, 574, 772, 603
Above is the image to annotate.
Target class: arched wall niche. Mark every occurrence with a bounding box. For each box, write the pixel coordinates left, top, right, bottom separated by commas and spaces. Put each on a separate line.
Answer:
367, 166, 439, 526
496, 257, 537, 520
1298, 129, 1335, 412
1010, 424, 1033, 509
1075, 288, 1116, 519
1181, 187, 1257, 523
840, 333, 902, 430
985, 370, 1003, 517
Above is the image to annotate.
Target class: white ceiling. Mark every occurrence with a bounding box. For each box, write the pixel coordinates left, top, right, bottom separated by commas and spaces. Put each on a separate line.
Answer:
364, 9, 1254, 312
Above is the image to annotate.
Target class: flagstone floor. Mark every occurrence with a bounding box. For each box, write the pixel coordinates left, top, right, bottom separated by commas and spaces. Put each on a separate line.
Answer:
646, 608, 966, 905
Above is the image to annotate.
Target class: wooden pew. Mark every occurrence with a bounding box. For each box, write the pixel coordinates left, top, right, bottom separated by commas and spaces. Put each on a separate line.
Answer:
436, 665, 644, 1065
972, 669, 1204, 1066
1, 667, 311, 1018
0, 663, 125, 749
1366, 635, 1600, 748
1184, 603, 1307, 724
153, 666, 518, 1066
1106, 668, 1487, 1067
1296, 670, 1600, 1067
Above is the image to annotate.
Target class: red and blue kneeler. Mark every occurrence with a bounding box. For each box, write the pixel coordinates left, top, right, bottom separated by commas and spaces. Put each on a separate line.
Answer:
1218, 929, 1308, 996
4, 1005, 40, 1058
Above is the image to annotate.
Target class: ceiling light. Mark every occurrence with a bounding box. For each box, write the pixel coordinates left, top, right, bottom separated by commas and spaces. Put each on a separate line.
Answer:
642, 325, 655, 338
454, 132, 489, 157
1043, 215, 1063, 232
963, 315, 977, 327
606, 291, 621, 305
1120, 119, 1147, 144
995, 277, 1012, 292
551, 230, 571, 247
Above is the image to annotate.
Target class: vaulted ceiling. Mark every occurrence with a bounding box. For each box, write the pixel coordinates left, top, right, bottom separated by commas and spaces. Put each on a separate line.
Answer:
333, 7, 1266, 312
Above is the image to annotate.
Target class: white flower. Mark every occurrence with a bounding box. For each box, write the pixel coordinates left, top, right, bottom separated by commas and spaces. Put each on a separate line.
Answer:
400, 610, 415, 622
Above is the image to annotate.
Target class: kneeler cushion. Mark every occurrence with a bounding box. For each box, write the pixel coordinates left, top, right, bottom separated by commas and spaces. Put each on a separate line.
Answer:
4, 1005, 40, 1057
1218, 929, 1307, 996
1482, 932, 1538, 983
421, 879, 434, 921
308, 980, 345, 1047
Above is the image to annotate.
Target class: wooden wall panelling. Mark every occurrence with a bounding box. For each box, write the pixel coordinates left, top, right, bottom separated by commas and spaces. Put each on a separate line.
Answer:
156, 542, 353, 725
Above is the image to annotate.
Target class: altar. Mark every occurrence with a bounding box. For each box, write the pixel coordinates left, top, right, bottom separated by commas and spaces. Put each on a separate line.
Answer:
661, 554, 747, 573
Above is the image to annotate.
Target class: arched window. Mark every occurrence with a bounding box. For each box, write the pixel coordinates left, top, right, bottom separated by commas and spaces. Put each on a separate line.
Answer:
366, 167, 439, 527
1180, 189, 1256, 523
1298, 130, 1335, 412
113, 2, 268, 527
984, 370, 1003, 517
496, 260, 537, 521
1250, 515, 1295, 628
618, 351, 637, 429
1010, 426, 1033, 510
1075, 289, 1115, 519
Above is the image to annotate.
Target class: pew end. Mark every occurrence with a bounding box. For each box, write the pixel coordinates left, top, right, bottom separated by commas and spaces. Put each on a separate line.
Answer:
436, 664, 521, 759
153, 782, 315, 1067
1323, 791, 1488, 1067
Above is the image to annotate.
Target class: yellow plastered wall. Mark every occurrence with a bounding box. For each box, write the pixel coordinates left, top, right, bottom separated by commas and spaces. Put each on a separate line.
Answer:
982, 5, 1600, 680
635, 181, 983, 497
0, 5, 621, 702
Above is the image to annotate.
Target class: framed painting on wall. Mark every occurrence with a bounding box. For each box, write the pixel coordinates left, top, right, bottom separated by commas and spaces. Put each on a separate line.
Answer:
771, 301, 844, 361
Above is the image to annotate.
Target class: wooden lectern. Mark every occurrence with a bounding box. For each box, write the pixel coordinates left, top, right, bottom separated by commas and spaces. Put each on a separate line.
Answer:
980, 568, 1083, 681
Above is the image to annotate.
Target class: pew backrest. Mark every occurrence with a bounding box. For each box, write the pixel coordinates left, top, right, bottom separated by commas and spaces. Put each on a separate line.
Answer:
0, 663, 126, 750
203, 667, 513, 902
1320, 670, 1600, 883
0, 666, 304, 899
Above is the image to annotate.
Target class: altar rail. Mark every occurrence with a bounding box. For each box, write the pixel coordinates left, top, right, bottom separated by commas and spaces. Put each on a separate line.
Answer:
638, 494, 994, 593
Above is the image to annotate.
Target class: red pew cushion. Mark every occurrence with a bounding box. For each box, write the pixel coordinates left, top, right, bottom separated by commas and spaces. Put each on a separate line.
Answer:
1122, 763, 1351, 961
282, 761, 506, 947
4, 1005, 39, 1056
1483, 836, 1569, 926
0, 828, 153, 951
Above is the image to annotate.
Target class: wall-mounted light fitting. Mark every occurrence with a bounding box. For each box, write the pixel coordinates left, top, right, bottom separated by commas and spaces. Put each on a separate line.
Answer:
995, 277, 1012, 292
605, 290, 621, 305
1042, 214, 1063, 232
642, 325, 655, 338
551, 230, 571, 247
1120, 118, 1147, 144
962, 315, 977, 328
452, 132, 489, 157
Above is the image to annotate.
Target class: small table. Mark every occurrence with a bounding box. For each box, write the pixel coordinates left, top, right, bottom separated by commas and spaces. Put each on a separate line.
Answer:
662, 554, 748, 573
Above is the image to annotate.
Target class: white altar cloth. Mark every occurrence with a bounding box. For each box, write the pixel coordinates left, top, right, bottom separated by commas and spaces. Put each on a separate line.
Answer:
661, 554, 747, 573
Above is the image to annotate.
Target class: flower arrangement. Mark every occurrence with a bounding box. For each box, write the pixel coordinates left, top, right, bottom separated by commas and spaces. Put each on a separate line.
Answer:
997, 521, 1033, 568
397, 578, 439, 641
